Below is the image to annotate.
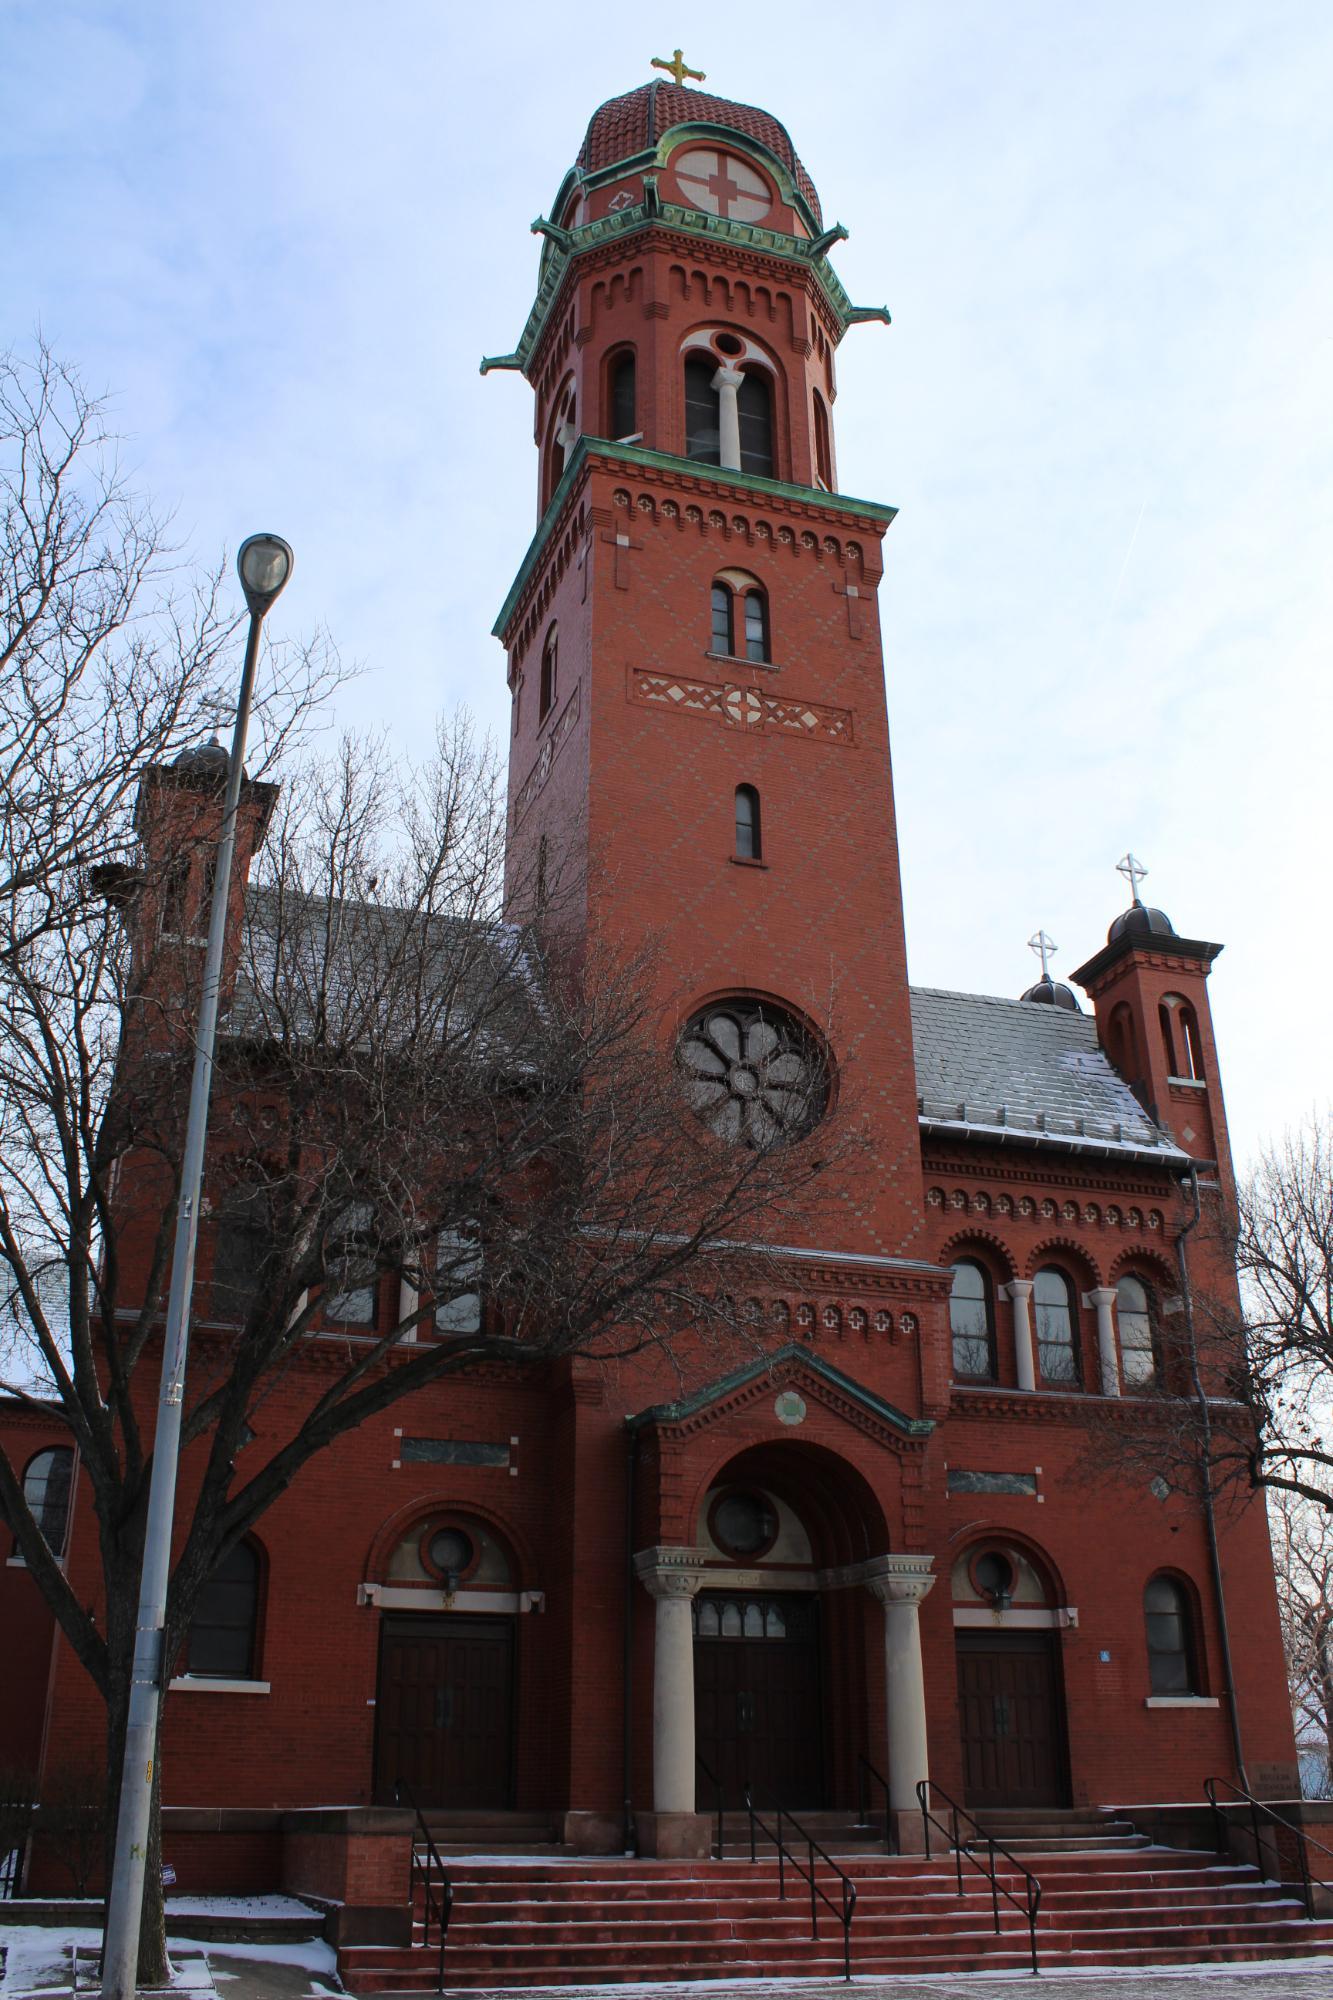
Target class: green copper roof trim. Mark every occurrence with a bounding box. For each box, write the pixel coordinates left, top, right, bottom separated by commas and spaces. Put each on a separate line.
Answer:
625, 1341, 935, 1437
493, 199, 887, 383
492, 436, 897, 639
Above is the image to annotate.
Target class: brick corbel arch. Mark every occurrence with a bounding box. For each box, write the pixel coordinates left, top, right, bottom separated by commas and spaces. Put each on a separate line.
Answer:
1106, 1244, 1176, 1290
937, 1228, 1018, 1279
944, 1521, 1070, 1609
1023, 1235, 1105, 1287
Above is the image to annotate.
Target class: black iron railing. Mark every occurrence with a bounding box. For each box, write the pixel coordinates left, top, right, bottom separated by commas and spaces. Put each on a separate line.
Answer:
394, 1780, 454, 1993
916, 1779, 1042, 1976
742, 1787, 857, 1981
695, 1753, 725, 1860
855, 1752, 894, 1853
1205, 1774, 1333, 1920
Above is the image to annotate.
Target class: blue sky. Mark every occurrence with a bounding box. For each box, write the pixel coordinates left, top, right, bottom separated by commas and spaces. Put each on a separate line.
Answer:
2, 0, 1330, 1164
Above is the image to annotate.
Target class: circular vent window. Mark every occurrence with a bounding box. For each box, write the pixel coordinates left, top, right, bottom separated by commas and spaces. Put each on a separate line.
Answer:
679, 1000, 827, 1150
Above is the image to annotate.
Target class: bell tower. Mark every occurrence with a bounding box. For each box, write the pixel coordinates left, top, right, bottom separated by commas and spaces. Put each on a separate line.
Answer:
488, 72, 928, 1257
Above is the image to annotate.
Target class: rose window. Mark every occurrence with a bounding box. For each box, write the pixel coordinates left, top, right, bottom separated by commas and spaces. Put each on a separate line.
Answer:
679, 1000, 826, 1149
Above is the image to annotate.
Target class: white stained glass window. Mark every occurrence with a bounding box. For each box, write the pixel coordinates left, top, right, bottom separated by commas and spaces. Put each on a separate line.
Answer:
436, 1227, 482, 1333
949, 1261, 994, 1380
1033, 1267, 1079, 1385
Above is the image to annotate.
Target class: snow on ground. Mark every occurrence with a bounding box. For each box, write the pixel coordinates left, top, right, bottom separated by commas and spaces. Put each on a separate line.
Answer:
163, 1899, 317, 1920
0, 1926, 335, 2000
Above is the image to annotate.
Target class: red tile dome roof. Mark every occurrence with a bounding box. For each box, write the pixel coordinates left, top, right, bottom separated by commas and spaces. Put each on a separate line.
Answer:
577, 82, 822, 227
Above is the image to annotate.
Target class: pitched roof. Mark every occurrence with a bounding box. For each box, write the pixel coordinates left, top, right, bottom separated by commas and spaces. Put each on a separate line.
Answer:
910, 986, 1187, 1164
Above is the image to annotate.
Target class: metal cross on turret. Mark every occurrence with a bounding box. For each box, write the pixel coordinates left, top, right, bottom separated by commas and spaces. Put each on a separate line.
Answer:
1116, 852, 1149, 905
651, 48, 706, 86
1028, 930, 1058, 979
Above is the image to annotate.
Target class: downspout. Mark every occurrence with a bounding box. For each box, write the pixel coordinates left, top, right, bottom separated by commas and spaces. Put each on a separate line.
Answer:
1176, 1162, 1249, 1789
622, 1424, 640, 1854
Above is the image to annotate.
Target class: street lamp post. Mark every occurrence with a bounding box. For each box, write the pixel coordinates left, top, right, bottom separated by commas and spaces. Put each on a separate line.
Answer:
101, 535, 293, 2000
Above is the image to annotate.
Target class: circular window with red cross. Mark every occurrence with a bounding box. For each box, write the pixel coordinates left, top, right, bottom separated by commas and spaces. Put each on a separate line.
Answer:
671, 148, 772, 223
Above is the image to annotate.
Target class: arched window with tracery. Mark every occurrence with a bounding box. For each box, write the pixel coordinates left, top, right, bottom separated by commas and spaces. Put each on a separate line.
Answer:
187, 1540, 262, 1679
539, 626, 558, 720
734, 785, 761, 861
1144, 1572, 1199, 1693
1116, 1273, 1157, 1389
1033, 1267, 1080, 1386
710, 572, 770, 663
949, 1260, 996, 1381
1160, 994, 1206, 1080
20, 1446, 74, 1555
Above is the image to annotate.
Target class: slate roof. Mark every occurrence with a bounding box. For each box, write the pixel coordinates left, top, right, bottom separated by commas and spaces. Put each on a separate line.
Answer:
910, 987, 1186, 1163
577, 82, 822, 225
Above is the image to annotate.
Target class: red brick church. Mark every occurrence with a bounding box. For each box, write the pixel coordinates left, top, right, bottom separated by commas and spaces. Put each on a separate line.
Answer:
0, 64, 1303, 1944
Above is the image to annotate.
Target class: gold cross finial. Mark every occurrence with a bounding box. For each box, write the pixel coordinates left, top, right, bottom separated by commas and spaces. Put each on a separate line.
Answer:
651, 48, 706, 87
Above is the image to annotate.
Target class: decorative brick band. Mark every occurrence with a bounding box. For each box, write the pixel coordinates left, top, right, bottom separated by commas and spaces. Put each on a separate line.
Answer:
631, 666, 853, 745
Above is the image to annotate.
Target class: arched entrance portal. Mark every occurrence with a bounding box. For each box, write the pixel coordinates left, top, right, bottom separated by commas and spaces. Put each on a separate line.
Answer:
692, 1441, 888, 1810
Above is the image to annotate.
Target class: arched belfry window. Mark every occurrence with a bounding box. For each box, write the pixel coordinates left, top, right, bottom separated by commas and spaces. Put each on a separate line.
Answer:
685, 357, 721, 464
734, 785, 761, 861
545, 382, 576, 506
949, 1260, 996, 1381
737, 371, 773, 477
1161, 993, 1206, 1081
539, 627, 558, 720
813, 392, 833, 490
608, 351, 637, 440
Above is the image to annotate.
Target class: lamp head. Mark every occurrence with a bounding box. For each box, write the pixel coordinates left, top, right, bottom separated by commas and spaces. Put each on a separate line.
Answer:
237, 533, 294, 617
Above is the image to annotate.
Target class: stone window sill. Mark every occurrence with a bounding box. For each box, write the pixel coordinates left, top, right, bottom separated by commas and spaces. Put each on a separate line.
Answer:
168, 1676, 271, 1695
705, 650, 781, 674
1167, 1077, 1207, 1090
1144, 1694, 1218, 1708
729, 856, 768, 870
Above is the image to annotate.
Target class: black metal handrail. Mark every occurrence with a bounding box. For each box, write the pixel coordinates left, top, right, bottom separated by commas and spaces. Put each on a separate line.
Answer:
1205, 1774, 1333, 1920
855, 1752, 894, 1854
742, 1787, 858, 1981
394, 1780, 454, 1993
696, 1753, 725, 1859
916, 1779, 1042, 1976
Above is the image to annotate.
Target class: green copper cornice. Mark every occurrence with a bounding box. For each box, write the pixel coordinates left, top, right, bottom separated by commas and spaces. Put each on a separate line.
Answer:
492, 437, 897, 640
481, 200, 889, 383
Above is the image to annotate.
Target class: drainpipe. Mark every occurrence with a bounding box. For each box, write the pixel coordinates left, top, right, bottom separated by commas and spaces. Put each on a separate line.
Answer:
622, 1425, 640, 1854
1176, 1163, 1249, 1790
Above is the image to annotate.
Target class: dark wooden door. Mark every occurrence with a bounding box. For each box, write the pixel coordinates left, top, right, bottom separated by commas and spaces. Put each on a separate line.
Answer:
956, 1632, 1067, 1809
374, 1615, 515, 1808
694, 1593, 823, 1807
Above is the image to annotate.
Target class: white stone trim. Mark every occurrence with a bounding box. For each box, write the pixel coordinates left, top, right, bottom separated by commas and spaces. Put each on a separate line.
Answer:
952, 1606, 1079, 1629
168, 1676, 270, 1695
1144, 1694, 1220, 1708
356, 1584, 543, 1613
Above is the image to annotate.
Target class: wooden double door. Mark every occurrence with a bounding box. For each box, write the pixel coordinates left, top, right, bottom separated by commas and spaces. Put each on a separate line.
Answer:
956, 1632, 1068, 1809
694, 1591, 824, 1807
373, 1614, 515, 1808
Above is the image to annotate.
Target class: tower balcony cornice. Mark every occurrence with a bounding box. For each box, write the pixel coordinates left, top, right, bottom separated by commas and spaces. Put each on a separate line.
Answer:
493, 435, 897, 642
480, 200, 889, 385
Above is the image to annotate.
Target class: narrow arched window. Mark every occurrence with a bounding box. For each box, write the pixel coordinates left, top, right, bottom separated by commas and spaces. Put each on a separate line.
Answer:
1158, 1003, 1177, 1077
1033, 1267, 1080, 1385
735, 785, 761, 861
324, 1201, 377, 1326
213, 1183, 272, 1324
1144, 1573, 1197, 1693
737, 370, 774, 477
949, 1261, 995, 1381
187, 1541, 261, 1679
161, 854, 191, 937
539, 628, 558, 720
1108, 1001, 1139, 1082
685, 357, 721, 463
1178, 1002, 1205, 1080
743, 589, 769, 664
21, 1447, 73, 1554
711, 584, 734, 655
1117, 1274, 1157, 1389
609, 351, 637, 440
536, 833, 549, 912
812, 392, 833, 489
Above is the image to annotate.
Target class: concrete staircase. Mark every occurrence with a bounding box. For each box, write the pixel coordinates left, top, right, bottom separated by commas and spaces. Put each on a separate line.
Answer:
963, 1804, 1151, 1854
338, 1846, 1333, 1990
418, 1810, 567, 1858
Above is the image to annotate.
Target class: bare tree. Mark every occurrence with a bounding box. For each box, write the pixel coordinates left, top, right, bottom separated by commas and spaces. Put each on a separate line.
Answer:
1269, 1487, 1333, 1797
0, 353, 853, 1980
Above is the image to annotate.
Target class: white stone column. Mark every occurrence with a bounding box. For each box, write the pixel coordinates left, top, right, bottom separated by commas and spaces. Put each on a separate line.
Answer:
398, 1274, 419, 1342
1003, 1279, 1037, 1392
634, 1547, 709, 1813
864, 1555, 937, 1811
1085, 1287, 1122, 1397
712, 364, 744, 470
